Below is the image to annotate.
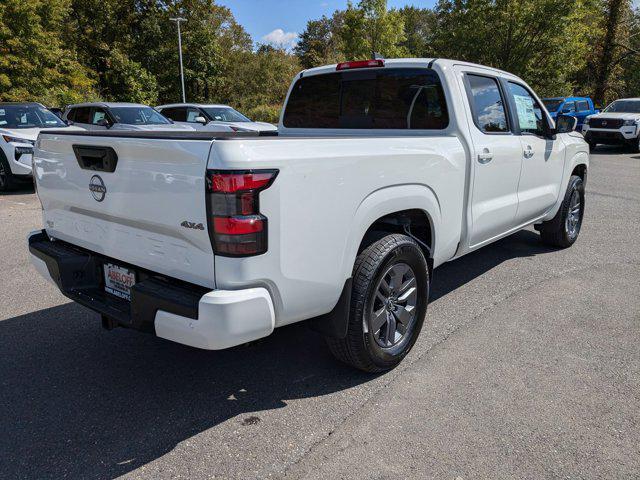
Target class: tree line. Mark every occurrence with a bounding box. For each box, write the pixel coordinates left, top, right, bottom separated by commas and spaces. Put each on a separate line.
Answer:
1, 0, 638, 123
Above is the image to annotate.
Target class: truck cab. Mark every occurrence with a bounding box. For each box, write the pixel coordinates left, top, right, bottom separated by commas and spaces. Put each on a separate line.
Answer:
542, 96, 598, 128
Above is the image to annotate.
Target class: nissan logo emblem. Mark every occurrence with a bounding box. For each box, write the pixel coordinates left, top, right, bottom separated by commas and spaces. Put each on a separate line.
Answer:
89, 175, 107, 202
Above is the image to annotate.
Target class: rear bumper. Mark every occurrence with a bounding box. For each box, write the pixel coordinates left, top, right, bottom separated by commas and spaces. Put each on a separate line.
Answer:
28, 230, 275, 350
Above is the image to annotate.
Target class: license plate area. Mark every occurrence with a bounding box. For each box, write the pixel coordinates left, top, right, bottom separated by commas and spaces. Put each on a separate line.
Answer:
103, 263, 136, 301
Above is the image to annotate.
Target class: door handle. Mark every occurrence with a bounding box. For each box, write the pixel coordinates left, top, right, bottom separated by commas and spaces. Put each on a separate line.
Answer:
523, 145, 535, 158
477, 149, 493, 164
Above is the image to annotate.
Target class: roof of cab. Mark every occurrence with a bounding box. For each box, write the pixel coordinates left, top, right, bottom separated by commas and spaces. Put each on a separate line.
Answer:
542, 96, 592, 101
0, 102, 44, 106
156, 103, 231, 109
298, 58, 518, 79
66, 102, 149, 109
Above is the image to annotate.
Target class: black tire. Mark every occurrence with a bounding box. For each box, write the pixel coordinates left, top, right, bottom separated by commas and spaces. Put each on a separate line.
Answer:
628, 137, 640, 153
0, 151, 17, 192
326, 234, 429, 372
587, 141, 597, 153
539, 175, 585, 248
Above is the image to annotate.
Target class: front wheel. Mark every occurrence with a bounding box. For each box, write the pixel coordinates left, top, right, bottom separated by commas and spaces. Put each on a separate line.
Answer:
326, 234, 429, 372
539, 175, 585, 248
0, 153, 17, 192
628, 136, 640, 153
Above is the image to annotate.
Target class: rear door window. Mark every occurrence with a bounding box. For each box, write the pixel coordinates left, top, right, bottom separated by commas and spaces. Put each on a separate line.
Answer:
160, 107, 187, 122
576, 100, 589, 112
73, 107, 92, 124
466, 74, 509, 133
283, 68, 449, 129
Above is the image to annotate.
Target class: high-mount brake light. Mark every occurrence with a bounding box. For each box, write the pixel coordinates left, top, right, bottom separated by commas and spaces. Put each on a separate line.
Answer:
336, 59, 385, 71
206, 170, 278, 257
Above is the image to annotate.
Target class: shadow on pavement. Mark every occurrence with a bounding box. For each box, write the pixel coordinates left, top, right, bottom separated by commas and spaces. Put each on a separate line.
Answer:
0, 183, 35, 195
589, 145, 631, 156
0, 229, 555, 479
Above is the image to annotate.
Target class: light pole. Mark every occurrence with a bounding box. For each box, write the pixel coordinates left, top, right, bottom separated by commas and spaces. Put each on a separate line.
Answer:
170, 17, 187, 103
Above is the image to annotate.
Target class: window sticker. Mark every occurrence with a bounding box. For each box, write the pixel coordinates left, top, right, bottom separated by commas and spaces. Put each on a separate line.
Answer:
514, 94, 537, 130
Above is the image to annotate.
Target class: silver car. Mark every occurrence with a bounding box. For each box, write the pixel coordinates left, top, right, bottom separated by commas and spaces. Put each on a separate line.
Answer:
155, 103, 277, 132
63, 102, 194, 131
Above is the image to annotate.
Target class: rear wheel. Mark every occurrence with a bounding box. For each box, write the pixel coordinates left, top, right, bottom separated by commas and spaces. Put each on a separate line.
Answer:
628, 136, 640, 153
326, 234, 429, 372
539, 175, 585, 248
0, 153, 16, 192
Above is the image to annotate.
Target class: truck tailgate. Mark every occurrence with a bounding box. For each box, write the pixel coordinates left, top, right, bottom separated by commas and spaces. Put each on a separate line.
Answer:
34, 132, 215, 288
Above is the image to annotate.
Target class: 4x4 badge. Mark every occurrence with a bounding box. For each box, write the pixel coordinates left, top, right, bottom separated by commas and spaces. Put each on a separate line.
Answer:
89, 175, 106, 202
181, 221, 205, 230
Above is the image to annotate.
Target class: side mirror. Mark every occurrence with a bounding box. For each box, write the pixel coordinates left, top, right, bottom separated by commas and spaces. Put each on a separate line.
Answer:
194, 116, 208, 125
96, 118, 112, 128
556, 114, 577, 134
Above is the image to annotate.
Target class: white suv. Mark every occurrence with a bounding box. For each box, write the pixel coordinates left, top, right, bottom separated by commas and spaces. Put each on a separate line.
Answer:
582, 97, 640, 152
0, 102, 79, 191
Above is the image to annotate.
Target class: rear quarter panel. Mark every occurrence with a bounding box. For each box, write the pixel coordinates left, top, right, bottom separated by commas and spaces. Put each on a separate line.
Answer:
210, 136, 466, 326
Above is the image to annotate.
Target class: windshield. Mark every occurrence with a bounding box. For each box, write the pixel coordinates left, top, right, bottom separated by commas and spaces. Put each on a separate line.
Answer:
202, 107, 251, 123
110, 107, 171, 125
604, 100, 640, 113
0, 105, 66, 129
542, 99, 564, 112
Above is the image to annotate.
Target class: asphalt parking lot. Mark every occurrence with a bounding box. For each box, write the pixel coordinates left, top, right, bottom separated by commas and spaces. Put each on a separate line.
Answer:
1, 148, 638, 479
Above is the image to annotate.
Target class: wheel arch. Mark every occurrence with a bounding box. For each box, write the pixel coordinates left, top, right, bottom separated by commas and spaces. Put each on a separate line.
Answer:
542, 150, 589, 222
343, 184, 441, 282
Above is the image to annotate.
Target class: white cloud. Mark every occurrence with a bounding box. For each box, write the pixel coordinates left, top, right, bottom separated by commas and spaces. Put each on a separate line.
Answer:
261, 28, 299, 50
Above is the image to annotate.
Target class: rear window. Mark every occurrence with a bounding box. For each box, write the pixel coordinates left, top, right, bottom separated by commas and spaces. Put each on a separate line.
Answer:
576, 100, 589, 112
283, 68, 449, 130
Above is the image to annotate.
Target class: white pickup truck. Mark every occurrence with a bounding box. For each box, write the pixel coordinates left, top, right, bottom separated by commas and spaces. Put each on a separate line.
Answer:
29, 59, 588, 372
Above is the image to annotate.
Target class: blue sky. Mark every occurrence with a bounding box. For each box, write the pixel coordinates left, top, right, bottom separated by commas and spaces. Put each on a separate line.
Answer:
217, 0, 437, 48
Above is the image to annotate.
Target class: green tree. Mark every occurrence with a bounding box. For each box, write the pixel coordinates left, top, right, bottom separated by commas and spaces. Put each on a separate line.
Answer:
430, 0, 601, 96
294, 14, 342, 69
223, 45, 301, 122
339, 0, 407, 60
588, 0, 635, 105
396, 6, 435, 58
133, 0, 253, 104
0, 0, 96, 105
617, 7, 640, 100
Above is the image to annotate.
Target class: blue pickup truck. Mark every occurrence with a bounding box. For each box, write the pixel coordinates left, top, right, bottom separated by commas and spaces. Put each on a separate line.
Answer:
542, 96, 598, 128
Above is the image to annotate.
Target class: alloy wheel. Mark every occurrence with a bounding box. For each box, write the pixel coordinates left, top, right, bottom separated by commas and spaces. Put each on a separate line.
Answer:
565, 189, 582, 239
369, 263, 418, 348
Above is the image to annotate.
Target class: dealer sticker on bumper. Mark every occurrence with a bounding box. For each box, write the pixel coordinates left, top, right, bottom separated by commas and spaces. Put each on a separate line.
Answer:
104, 263, 136, 301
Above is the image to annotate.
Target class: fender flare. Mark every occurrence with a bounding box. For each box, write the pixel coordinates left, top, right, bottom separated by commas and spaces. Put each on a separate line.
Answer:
313, 184, 441, 339
340, 184, 441, 282
543, 151, 589, 221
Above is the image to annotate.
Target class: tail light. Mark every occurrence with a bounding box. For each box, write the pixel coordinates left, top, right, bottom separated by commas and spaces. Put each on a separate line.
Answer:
206, 170, 278, 256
